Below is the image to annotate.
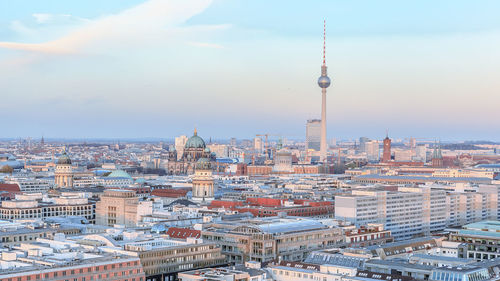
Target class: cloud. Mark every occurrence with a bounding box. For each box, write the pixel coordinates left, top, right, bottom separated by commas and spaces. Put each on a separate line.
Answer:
0, 0, 216, 55
188, 41, 225, 49
0, 41, 74, 54
32, 13, 53, 24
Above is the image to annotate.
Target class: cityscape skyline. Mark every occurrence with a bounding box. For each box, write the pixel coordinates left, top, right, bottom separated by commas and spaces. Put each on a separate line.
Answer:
1, 0, 500, 140
3, 2, 500, 281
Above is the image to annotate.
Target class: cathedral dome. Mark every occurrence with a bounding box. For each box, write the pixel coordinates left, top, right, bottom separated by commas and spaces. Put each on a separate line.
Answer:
57, 152, 72, 165
185, 129, 206, 149
195, 158, 211, 170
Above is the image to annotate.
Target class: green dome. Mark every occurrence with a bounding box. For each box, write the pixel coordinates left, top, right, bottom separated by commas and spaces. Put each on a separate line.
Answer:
196, 158, 211, 170
185, 129, 206, 149
107, 169, 132, 179
57, 152, 72, 165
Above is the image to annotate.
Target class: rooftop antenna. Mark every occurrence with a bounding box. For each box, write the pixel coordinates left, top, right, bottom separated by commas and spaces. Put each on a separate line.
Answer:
323, 19, 326, 66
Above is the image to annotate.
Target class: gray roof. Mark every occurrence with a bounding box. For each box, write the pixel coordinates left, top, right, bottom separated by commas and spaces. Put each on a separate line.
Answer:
305, 252, 366, 268
355, 174, 491, 184
255, 220, 326, 234
411, 253, 472, 264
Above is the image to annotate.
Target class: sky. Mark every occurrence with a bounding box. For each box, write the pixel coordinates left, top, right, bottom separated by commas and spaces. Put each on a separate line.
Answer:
0, 0, 499, 141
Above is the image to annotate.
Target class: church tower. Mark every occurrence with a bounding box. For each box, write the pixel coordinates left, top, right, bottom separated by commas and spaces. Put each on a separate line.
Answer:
431, 142, 444, 167
191, 158, 214, 203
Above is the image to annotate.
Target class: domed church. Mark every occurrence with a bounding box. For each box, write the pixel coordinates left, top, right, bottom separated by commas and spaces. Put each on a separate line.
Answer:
54, 151, 73, 188
165, 129, 215, 175
191, 157, 215, 203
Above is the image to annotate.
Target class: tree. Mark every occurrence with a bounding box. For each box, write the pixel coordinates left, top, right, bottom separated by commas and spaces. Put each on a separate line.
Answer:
0, 165, 13, 174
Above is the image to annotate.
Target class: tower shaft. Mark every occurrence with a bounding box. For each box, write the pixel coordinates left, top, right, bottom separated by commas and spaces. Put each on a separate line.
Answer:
320, 88, 327, 163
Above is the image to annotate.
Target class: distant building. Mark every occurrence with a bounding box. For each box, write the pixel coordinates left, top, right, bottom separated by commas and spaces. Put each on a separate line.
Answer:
431, 144, 444, 167
364, 140, 380, 161
175, 135, 189, 160
254, 137, 263, 153
306, 119, 321, 151
273, 150, 294, 173
165, 129, 215, 175
415, 144, 427, 162
394, 150, 412, 162
359, 137, 370, 153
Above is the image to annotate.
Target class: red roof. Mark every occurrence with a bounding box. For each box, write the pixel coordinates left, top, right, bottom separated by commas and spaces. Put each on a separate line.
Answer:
0, 183, 21, 192
151, 189, 188, 198
166, 227, 201, 239
0, 183, 21, 199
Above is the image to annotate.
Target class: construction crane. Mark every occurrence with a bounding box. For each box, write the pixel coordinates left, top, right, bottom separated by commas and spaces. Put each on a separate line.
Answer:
256, 134, 280, 162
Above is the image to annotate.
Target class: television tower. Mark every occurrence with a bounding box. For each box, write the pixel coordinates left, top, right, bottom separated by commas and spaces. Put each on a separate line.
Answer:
317, 20, 331, 163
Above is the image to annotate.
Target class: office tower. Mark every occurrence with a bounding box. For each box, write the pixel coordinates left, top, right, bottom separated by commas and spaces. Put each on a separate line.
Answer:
335, 187, 446, 240
409, 137, 417, 149
254, 137, 263, 153
175, 134, 188, 160
365, 140, 380, 161
359, 137, 370, 153
317, 20, 331, 163
415, 144, 427, 162
306, 119, 321, 151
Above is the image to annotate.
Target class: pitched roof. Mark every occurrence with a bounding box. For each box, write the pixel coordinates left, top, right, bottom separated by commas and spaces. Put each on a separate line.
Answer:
166, 227, 201, 239
0, 183, 21, 192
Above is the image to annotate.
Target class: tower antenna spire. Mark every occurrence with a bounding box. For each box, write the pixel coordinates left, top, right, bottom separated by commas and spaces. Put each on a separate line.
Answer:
323, 19, 326, 65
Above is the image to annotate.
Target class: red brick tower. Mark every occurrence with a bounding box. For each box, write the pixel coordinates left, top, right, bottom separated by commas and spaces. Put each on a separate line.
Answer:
382, 133, 391, 163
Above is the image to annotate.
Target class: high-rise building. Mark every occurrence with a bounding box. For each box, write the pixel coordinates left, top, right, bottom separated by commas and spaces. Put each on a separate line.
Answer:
306, 119, 321, 151
365, 140, 380, 161
335, 185, 500, 240
317, 20, 331, 163
415, 144, 427, 162
359, 137, 370, 153
335, 187, 446, 240
175, 135, 188, 160
382, 134, 392, 163
409, 137, 417, 149
254, 137, 263, 153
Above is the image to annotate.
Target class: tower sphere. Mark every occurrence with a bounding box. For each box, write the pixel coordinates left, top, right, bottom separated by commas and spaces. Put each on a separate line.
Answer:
318, 75, 331, 88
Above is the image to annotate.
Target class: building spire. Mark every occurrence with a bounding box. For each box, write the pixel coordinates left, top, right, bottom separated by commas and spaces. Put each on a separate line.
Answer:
323, 19, 326, 66
194, 127, 197, 136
